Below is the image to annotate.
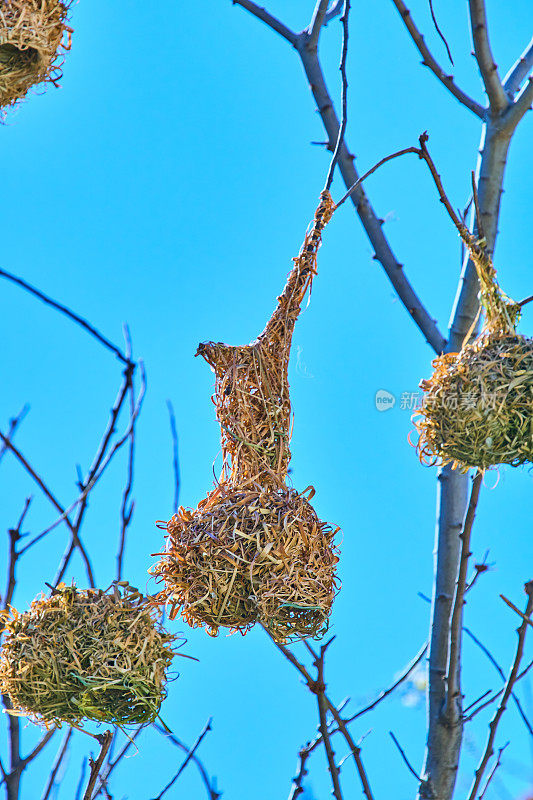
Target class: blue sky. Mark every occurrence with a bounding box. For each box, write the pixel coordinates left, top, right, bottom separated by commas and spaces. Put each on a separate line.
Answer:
1, 1, 532, 798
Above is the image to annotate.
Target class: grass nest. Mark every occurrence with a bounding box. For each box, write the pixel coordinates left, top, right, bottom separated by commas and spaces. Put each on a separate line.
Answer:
416, 332, 533, 470
0, 0, 72, 110
0, 583, 176, 728
153, 192, 340, 642
152, 484, 339, 643
415, 233, 532, 471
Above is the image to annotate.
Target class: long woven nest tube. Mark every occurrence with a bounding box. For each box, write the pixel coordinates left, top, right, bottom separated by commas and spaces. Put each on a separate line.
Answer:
415, 235, 533, 471
0, 0, 72, 111
0, 583, 176, 728
152, 192, 341, 642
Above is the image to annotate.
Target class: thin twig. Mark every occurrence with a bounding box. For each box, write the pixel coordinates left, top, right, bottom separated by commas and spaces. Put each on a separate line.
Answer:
41, 729, 72, 800
324, 0, 349, 192
427, 0, 454, 66
231, 0, 297, 46
445, 471, 483, 720
117, 342, 136, 581
389, 731, 420, 781
467, 581, 533, 800
0, 269, 133, 366
346, 642, 428, 722
153, 724, 221, 800
0, 406, 29, 468
152, 719, 213, 800
314, 641, 343, 800
83, 731, 113, 800
391, 0, 484, 116
167, 401, 181, 514
478, 741, 509, 799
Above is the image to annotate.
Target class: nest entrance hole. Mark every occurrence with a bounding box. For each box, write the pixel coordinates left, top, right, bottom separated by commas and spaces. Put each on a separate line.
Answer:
0, 43, 41, 69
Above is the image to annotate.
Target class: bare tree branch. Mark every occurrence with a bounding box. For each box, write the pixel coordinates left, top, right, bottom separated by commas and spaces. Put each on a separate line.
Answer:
324, 0, 349, 192
0, 407, 29, 469
2, 497, 32, 611
41, 729, 72, 800
0, 269, 133, 367
390, 0, 484, 117
503, 36, 533, 97
500, 77, 533, 135
313, 641, 343, 800
444, 471, 483, 721
307, 0, 331, 50
231, 0, 447, 354
389, 731, 420, 781
231, 0, 297, 46
468, 0, 508, 113
166, 401, 181, 514
467, 582, 533, 800
153, 724, 221, 800
152, 719, 213, 800
478, 741, 509, 799
83, 731, 113, 800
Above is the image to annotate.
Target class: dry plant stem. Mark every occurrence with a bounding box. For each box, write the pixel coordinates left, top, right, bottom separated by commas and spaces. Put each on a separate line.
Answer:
153, 719, 213, 800
444, 471, 483, 721
153, 724, 221, 800
468, 0, 508, 113
83, 731, 113, 800
0, 269, 132, 366
41, 729, 72, 800
232, 0, 446, 355
466, 582, 533, 800
390, 0, 484, 117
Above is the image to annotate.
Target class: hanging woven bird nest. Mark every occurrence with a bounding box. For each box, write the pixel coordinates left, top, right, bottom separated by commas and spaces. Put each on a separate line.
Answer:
416, 234, 533, 471
0, 0, 72, 111
0, 583, 176, 728
153, 192, 340, 642
153, 484, 338, 642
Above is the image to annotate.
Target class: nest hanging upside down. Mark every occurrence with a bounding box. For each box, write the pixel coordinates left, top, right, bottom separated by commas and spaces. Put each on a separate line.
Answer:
152, 192, 340, 642
416, 332, 533, 471
0, 583, 176, 728
0, 0, 72, 111
152, 484, 339, 643
415, 233, 533, 471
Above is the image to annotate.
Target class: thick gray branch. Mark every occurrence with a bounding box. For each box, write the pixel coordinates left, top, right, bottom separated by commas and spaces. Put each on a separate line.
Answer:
307, 0, 331, 50
391, 0, 484, 118
419, 120, 513, 800
503, 36, 533, 97
296, 37, 446, 353
500, 78, 533, 135
469, 0, 508, 112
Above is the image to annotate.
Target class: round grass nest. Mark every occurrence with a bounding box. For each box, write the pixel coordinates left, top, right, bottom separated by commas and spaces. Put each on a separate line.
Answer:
0, 0, 72, 111
0, 583, 176, 728
416, 332, 533, 471
152, 484, 339, 643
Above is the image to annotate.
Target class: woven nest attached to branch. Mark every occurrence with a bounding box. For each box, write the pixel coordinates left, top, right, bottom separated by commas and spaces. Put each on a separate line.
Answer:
0, 0, 72, 111
415, 236, 533, 471
153, 484, 339, 642
152, 192, 340, 642
0, 583, 176, 728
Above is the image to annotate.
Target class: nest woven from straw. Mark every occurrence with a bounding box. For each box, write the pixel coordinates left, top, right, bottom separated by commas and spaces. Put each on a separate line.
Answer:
152, 484, 339, 643
416, 333, 533, 471
0, 0, 72, 110
0, 583, 176, 728
153, 192, 340, 642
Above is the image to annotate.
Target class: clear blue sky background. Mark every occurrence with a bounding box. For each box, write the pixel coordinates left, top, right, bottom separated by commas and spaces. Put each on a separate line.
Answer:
1, 1, 532, 798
